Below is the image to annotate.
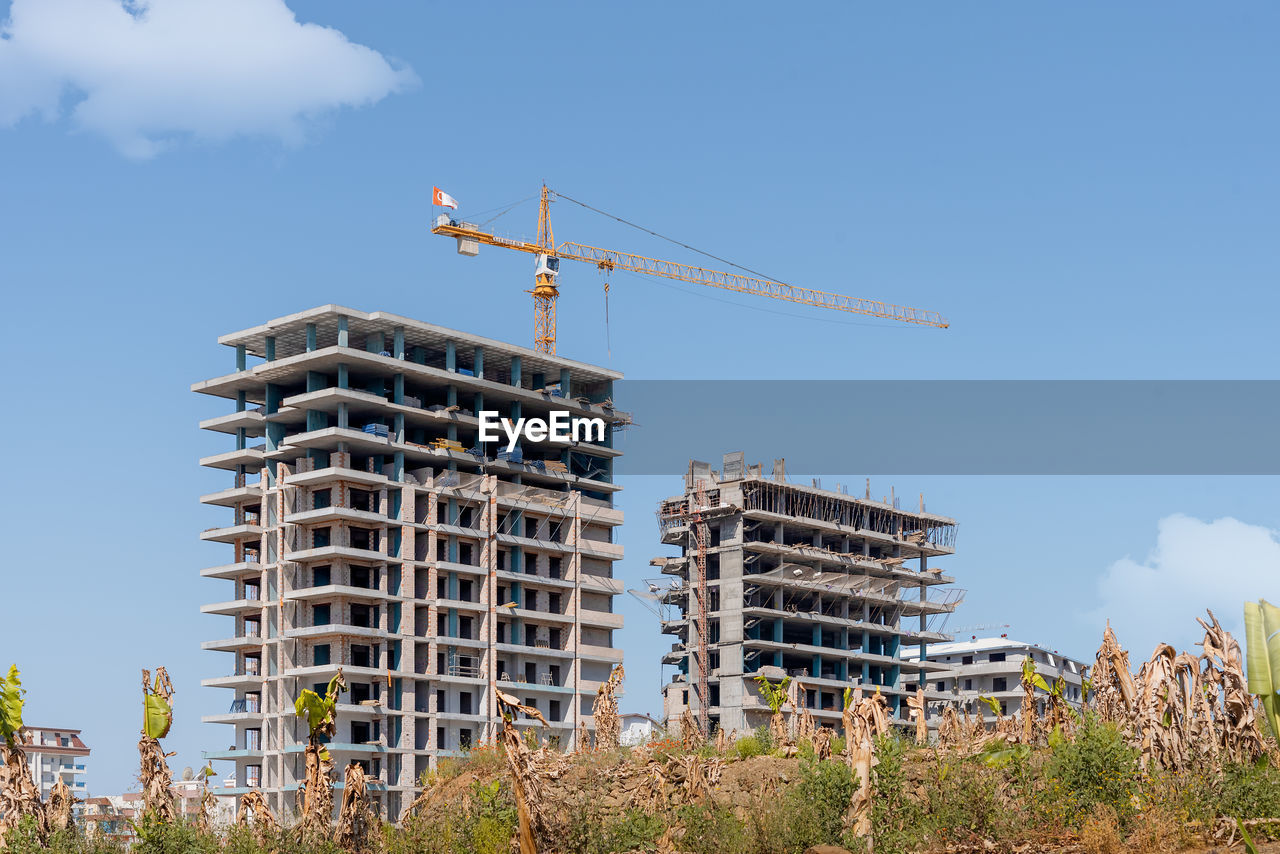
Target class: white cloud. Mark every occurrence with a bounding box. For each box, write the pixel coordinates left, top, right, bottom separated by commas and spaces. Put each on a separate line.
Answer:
1089, 514, 1280, 661
0, 0, 416, 157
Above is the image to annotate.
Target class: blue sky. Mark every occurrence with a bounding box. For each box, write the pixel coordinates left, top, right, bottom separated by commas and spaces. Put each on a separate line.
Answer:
1, 1, 1277, 795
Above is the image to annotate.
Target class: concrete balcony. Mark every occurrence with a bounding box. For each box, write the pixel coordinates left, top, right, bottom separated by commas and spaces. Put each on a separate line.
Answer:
200, 523, 263, 544
284, 584, 392, 603
202, 636, 265, 652
283, 624, 386, 642
203, 710, 265, 725
200, 447, 265, 471
497, 679, 574, 695
203, 748, 264, 761
579, 644, 623, 663
201, 560, 263, 580
287, 465, 389, 489
286, 544, 386, 564
200, 410, 265, 435
201, 598, 266, 617
284, 506, 389, 527
200, 485, 263, 508
577, 539, 624, 560
579, 609, 624, 629
202, 673, 265, 690
580, 575, 624, 595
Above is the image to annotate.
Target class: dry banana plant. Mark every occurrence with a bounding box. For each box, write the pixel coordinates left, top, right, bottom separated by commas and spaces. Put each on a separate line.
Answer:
679, 708, 703, 751
1089, 611, 1265, 773
842, 686, 890, 841
334, 761, 377, 852
235, 789, 280, 836
789, 679, 815, 744
1200, 610, 1266, 764
0, 665, 48, 847
496, 689, 551, 854
906, 688, 927, 745
592, 665, 624, 750
1091, 623, 1138, 728
1018, 655, 1043, 745
295, 670, 346, 841
139, 667, 177, 823
45, 780, 73, 833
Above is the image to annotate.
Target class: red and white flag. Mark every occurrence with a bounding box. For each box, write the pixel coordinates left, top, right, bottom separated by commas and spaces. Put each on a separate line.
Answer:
432, 186, 458, 209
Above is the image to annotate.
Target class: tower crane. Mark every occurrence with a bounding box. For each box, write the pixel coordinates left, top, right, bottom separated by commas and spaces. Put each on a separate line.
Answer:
432, 185, 949, 354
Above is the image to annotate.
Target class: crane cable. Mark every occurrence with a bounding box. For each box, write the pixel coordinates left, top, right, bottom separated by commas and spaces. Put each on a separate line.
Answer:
551, 190, 789, 284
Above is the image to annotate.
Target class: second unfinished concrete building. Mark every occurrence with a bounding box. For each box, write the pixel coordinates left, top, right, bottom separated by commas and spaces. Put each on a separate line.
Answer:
656, 454, 962, 735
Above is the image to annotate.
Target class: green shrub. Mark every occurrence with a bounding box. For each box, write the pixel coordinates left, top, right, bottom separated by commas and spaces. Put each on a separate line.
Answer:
1215, 761, 1280, 820
870, 734, 923, 854
733, 733, 764, 760
675, 803, 750, 854
132, 813, 224, 854
784, 753, 857, 849
1044, 713, 1139, 828
567, 807, 665, 854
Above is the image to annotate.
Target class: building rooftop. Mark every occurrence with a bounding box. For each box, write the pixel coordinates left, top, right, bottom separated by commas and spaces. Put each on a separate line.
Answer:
903, 637, 1087, 663
216, 304, 623, 384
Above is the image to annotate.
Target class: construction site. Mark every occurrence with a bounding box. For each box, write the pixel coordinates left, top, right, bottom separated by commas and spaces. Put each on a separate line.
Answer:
651, 453, 963, 737
192, 305, 628, 818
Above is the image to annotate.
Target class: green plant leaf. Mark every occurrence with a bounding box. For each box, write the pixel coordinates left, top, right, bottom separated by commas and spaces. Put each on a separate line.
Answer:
1237, 817, 1258, 854
0, 665, 24, 746
977, 695, 1002, 717
1244, 600, 1280, 744
143, 692, 173, 739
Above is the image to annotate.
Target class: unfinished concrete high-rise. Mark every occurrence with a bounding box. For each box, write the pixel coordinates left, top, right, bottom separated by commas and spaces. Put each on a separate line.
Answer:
195, 306, 626, 818
655, 454, 962, 735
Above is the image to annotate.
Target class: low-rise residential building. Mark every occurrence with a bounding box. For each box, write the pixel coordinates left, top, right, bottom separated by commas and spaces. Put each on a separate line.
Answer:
903, 637, 1087, 721
0, 727, 89, 803
618, 713, 661, 746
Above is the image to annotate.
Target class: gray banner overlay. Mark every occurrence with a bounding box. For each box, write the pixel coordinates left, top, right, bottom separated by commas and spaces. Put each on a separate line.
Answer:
608, 381, 1280, 475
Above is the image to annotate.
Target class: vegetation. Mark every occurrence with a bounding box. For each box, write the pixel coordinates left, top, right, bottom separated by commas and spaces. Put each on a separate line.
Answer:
7, 606, 1280, 852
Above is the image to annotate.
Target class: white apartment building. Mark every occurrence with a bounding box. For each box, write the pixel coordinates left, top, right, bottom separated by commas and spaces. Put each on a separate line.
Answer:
0, 727, 90, 804
904, 637, 1087, 721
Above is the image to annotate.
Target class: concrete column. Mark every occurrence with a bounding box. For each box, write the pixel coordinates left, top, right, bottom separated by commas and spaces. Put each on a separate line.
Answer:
394, 327, 405, 359
264, 336, 276, 362
306, 323, 317, 352
338, 364, 348, 388
367, 332, 385, 354
474, 346, 484, 379
236, 345, 246, 372
338, 316, 349, 347
559, 368, 571, 398
394, 374, 404, 405
236, 390, 246, 413
337, 403, 348, 429
445, 341, 456, 372
510, 356, 521, 386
